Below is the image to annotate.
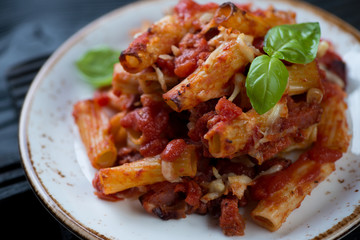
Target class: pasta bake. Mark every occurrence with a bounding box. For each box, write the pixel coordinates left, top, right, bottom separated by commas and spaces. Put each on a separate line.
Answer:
73, 0, 351, 236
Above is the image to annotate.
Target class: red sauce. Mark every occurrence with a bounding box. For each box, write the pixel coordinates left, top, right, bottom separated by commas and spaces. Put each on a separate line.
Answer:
321, 80, 346, 102
93, 89, 110, 107
160, 139, 187, 162
251, 169, 291, 201
140, 138, 169, 158
282, 97, 322, 131
156, 57, 175, 76
174, 33, 211, 78
319, 48, 347, 84
215, 97, 243, 122
251, 144, 342, 200
188, 111, 216, 142
299, 164, 321, 186
187, 99, 218, 141
307, 144, 342, 164
255, 135, 292, 161
174, 0, 218, 22
121, 97, 170, 157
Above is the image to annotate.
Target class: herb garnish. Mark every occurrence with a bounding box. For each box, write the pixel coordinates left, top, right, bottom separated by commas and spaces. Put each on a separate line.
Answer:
76, 46, 120, 88
246, 22, 321, 114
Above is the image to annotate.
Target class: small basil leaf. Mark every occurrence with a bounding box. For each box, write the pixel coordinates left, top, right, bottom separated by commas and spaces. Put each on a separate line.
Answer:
76, 46, 120, 88
263, 22, 320, 64
246, 55, 289, 114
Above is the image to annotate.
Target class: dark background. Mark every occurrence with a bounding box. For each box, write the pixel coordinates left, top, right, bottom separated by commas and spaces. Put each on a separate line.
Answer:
0, 0, 359, 239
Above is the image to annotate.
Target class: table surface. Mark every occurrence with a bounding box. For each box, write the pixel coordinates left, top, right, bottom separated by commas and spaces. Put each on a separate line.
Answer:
1, 0, 360, 239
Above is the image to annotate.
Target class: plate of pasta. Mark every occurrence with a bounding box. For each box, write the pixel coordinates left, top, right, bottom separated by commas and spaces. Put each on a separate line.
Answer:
19, 0, 360, 239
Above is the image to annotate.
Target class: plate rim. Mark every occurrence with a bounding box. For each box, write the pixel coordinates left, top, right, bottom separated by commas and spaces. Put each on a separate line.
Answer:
18, 0, 360, 239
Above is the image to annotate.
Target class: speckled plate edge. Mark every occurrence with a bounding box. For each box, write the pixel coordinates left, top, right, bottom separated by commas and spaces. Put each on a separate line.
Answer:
18, 2, 151, 239
18, 0, 360, 239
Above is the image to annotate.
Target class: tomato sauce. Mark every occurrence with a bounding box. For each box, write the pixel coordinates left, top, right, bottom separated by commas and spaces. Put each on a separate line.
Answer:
251, 144, 342, 200
321, 79, 346, 102
258, 136, 293, 162
121, 97, 170, 157
156, 57, 175, 76
174, 0, 218, 22
174, 33, 211, 78
188, 111, 216, 142
307, 144, 342, 164
161, 139, 187, 162
319, 49, 347, 84
282, 97, 322, 131
251, 168, 291, 201
215, 97, 243, 122
93, 89, 110, 107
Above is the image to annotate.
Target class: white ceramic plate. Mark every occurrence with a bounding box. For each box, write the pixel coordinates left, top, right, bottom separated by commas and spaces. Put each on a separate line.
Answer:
19, 0, 360, 239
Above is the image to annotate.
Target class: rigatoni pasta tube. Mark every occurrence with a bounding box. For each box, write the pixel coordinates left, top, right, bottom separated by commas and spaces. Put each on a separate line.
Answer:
112, 63, 140, 96
137, 69, 179, 94
119, 0, 219, 73
99, 156, 164, 194
113, 62, 179, 95
98, 144, 198, 194
317, 81, 350, 152
286, 61, 322, 96
251, 145, 341, 232
73, 100, 117, 169
120, 15, 187, 73
203, 3, 295, 37
161, 143, 197, 182
163, 33, 257, 112
109, 112, 127, 148
204, 98, 288, 162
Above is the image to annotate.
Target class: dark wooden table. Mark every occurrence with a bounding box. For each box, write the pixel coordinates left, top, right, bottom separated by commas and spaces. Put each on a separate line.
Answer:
0, 0, 359, 239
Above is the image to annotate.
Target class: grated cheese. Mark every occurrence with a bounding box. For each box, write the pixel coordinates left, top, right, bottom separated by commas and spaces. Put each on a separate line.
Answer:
152, 64, 167, 92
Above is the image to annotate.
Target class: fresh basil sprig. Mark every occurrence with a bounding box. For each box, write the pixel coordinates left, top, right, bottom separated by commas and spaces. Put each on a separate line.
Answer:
264, 22, 321, 64
246, 55, 289, 115
246, 22, 320, 114
76, 46, 120, 88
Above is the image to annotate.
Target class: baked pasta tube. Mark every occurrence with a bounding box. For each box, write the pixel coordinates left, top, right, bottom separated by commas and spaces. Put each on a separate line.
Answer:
204, 93, 323, 164
317, 81, 351, 152
120, 1, 218, 73
203, 2, 296, 37
98, 143, 198, 194
120, 15, 187, 73
163, 33, 258, 112
112, 63, 140, 96
73, 100, 117, 169
286, 60, 322, 96
251, 146, 339, 232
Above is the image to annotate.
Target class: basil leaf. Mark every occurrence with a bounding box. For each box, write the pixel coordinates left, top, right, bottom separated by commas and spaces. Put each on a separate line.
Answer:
246, 55, 289, 114
76, 46, 120, 88
263, 22, 320, 64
